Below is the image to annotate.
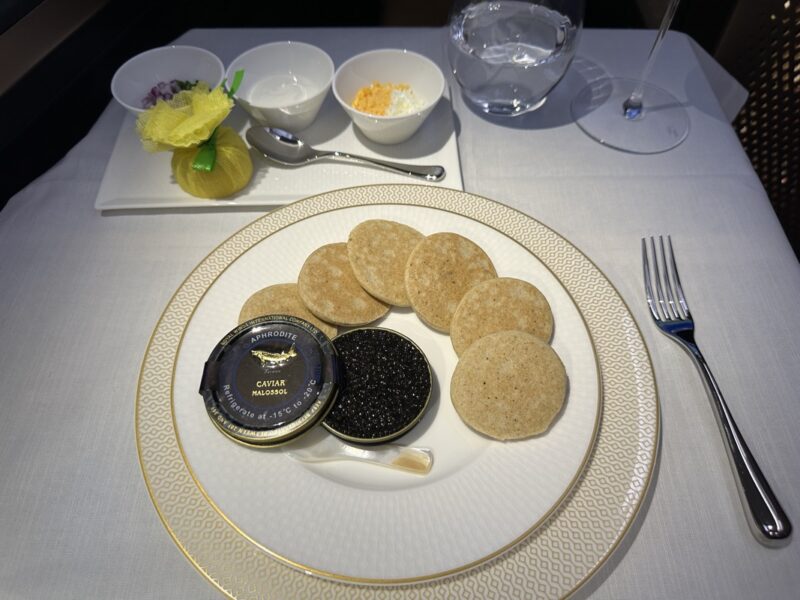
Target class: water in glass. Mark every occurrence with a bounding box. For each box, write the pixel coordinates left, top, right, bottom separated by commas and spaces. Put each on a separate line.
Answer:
447, 0, 582, 116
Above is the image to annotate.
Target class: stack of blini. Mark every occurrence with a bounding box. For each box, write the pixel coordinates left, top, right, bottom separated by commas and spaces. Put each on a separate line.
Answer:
238, 219, 567, 441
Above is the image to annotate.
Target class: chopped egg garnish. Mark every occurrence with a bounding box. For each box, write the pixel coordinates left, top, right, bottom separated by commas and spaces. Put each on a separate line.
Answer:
351, 82, 425, 116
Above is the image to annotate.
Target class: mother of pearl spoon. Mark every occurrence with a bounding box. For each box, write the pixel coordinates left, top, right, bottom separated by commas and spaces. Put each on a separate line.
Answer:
285, 432, 432, 475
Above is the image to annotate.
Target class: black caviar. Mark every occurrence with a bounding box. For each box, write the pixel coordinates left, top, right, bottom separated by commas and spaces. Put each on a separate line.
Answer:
323, 328, 431, 444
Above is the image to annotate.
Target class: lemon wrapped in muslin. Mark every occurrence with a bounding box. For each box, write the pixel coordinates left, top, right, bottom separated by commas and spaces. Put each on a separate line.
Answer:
136, 76, 253, 199
170, 126, 253, 198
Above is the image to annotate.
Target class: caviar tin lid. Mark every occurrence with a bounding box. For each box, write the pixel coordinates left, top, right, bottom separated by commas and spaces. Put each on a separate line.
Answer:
199, 315, 339, 447
322, 327, 432, 445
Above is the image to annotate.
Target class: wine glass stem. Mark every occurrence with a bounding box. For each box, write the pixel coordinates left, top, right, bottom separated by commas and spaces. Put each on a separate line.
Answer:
623, 0, 682, 119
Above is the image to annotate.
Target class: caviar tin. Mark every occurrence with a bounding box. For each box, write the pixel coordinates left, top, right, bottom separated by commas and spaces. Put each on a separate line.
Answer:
323, 327, 432, 444
199, 315, 339, 447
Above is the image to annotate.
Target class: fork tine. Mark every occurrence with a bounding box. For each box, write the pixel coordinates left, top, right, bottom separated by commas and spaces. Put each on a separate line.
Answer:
642, 238, 661, 321
667, 235, 691, 317
658, 236, 680, 320
650, 237, 676, 321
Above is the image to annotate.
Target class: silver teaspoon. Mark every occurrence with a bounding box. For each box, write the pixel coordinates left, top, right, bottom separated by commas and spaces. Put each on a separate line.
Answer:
246, 127, 446, 182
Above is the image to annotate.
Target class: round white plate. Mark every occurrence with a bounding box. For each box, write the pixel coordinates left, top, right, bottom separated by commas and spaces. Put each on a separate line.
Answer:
173, 203, 598, 581
137, 185, 658, 597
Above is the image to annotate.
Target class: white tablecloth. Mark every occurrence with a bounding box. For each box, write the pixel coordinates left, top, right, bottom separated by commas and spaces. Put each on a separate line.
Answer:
1, 28, 798, 599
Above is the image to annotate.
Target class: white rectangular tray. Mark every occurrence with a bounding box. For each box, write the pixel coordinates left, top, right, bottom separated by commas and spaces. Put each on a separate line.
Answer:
95, 94, 463, 211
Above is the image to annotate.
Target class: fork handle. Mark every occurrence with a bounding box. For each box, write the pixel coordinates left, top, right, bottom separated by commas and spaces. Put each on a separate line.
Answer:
685, 343, 792, 545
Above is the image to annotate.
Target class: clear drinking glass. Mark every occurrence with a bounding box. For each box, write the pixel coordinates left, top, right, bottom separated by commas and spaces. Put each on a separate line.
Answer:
446, 0, 585, 116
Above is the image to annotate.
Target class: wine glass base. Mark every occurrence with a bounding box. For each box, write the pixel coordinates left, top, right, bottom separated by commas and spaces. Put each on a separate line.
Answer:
571, 78, 689, 154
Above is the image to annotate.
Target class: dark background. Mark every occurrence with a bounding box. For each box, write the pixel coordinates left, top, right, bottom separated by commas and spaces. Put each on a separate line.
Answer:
2, 0, 795, 256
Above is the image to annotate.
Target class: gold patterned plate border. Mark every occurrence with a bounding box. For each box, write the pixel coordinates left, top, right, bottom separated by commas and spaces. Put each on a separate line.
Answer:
136, 184, 659, 599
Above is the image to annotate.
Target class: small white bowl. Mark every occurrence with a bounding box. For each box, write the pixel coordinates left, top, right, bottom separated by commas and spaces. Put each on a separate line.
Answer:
226, 42, 334, 132
111, 45, 225, 115
333, 49, 445, 145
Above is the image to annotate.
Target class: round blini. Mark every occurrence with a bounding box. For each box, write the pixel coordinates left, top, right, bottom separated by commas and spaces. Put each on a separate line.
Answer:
405, 232, 497, 332
450, 277, 554, 356
297, 243, 389, 326
347, 219, 424, 306
237, 283, 338, 339
451, 331, 567, 440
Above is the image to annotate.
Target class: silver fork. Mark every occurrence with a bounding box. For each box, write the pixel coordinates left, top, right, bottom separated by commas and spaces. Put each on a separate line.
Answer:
643, 235, 791, 545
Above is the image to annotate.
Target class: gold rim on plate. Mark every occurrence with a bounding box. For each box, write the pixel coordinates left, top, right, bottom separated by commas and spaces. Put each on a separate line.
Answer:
136, 184, 659, 599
